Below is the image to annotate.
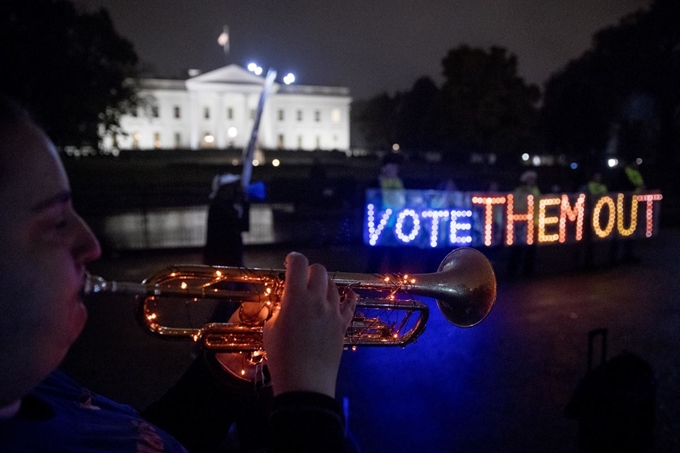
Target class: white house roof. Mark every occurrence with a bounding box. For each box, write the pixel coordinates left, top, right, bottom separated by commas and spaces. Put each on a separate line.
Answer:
185, 64, 268, 91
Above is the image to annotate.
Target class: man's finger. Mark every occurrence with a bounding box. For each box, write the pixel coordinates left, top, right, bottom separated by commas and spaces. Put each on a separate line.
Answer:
284, 252, 309, 295
340, 289, 358, 326
264, 304, 281, 331
307, 263, 329, 294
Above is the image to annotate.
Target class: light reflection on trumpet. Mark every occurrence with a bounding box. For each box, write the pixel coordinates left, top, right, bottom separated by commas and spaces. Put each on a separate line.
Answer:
85, 247, 496, 380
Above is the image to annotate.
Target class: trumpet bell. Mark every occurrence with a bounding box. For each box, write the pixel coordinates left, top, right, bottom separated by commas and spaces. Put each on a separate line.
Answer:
434, 247, 496, 327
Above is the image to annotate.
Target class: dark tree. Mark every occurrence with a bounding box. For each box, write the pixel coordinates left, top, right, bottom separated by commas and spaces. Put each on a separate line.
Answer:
352, 92, 403, 150
540, 52, 618, 172
394, 76, 443, 151
439, 45, 541, 155
541, 0, 680, 182
0, 0, 139, 148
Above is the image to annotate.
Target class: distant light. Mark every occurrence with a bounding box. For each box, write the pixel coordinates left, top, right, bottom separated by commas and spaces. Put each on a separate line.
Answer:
608, 158, 619, 168
217, 31, 229, 47
272, 159, 280, 167
532, 155, 541, 166
283, 73, 296, 85
246, 63, 264, 75
392, 143, 400, 151
231, 159, 239, 166
521, 153, 530, 161
570, 162, 578, 170
636, 158, 643, 165
252, 159, 260, 166
227, 127, 237, 137
204, 134, 215, 143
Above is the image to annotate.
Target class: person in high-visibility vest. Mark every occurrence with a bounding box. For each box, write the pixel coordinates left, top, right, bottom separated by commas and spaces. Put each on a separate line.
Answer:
587, 172, 608, 197
622, 160, 646, 193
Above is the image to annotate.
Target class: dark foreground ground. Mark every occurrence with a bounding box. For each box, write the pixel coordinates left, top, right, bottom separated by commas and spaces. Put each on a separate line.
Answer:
63, 230, 680, 453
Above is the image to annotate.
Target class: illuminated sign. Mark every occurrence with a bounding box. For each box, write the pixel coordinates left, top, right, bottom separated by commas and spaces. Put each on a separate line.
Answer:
364, 189, 662, 248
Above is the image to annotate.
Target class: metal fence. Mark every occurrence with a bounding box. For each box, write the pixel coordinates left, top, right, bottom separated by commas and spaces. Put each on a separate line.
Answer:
92, 204, 277, 250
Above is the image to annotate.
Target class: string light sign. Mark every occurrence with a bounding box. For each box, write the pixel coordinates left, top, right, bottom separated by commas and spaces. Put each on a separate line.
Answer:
364, 189, 662, 248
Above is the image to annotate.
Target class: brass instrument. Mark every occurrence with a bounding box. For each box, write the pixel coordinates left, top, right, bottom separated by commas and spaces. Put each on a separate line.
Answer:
85, 247, 496, 380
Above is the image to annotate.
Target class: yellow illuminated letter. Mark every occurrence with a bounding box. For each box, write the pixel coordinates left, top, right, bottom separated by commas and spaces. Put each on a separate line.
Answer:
592, 196, 616, 238
538, 197, 561, 243
616, 193, 638, 237
472, 195, 506, 246
505, 193, 535, 245
559, 194, 586, 242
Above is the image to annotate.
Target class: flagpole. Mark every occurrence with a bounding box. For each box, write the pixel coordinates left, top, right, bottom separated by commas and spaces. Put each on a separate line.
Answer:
217, 25, 229, 59
241, 68, 277, 194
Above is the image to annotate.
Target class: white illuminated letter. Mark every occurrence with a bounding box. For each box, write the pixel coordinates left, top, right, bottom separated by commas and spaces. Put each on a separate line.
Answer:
449, 210, 473, 244
421, 210, 449, 248
367, 204, 393, 246
395, 209, 421, 243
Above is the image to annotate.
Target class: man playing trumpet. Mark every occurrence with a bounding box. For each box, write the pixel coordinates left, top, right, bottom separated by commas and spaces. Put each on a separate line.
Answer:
0, 95, 357, 452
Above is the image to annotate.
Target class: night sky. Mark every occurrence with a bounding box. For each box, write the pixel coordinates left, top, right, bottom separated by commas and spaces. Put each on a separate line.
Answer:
73, 0, 651, 100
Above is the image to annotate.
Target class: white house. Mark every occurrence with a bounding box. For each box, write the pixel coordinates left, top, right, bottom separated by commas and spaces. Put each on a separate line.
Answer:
104, 64, 351, 152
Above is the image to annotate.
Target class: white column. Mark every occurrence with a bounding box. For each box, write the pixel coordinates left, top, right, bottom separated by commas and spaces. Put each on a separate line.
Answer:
216, 92, 227, 148
189, 92, 199, 149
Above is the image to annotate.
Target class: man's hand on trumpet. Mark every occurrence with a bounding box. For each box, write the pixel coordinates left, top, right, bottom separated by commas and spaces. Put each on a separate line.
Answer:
263, 252, 358, 398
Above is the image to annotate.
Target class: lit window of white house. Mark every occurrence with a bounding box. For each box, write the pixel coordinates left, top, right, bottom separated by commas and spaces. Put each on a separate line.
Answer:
204, 107, 210, 119
315, 110, 321, 122
151, 106, 159, 118
297, 135, 303, 149
331, 108, 341, 124
132, 132, 140, 149
297, 110, 303, 121
203, 133, 215, 148
174, 106, 181, 119
278, 109, 284, 121
227, 107, 233, 119
174, 132, 181, 148
153, 132, 161, 149
316, 135, 321, 149
277, 134, 285, 149
250, 109, 256, 120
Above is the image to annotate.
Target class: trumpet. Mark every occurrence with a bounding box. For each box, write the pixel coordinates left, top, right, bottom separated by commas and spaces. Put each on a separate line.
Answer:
85, 247, 496, 380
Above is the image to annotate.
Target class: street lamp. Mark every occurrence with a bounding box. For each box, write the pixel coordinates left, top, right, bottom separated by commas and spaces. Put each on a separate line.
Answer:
247, 62, 263, 75
283, 73, 296, 85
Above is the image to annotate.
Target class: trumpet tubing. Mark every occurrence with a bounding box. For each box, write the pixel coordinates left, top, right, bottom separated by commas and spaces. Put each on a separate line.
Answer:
85, 247, 496, 381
